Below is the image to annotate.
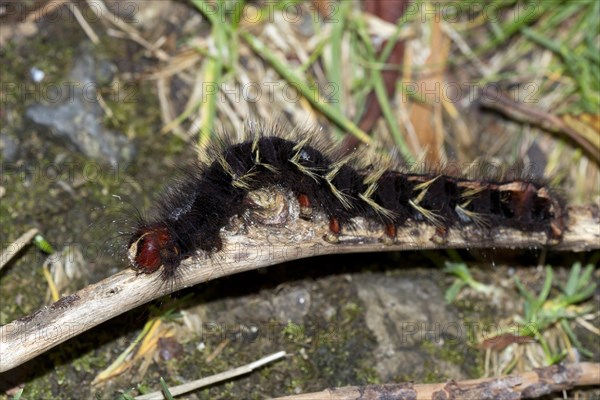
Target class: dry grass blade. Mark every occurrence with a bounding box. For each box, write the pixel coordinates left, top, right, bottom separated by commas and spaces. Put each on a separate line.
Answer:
134, 351, 286, 400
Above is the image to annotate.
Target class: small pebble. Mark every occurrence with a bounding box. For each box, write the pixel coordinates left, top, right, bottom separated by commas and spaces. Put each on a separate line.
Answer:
30, 67, 45, 82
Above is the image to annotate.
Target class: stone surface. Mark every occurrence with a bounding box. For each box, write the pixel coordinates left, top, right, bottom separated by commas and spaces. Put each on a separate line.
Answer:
25, 43, 135, 166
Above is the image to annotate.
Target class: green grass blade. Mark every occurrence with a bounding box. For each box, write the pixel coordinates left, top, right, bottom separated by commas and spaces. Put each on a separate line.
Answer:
241, 32, 373, 145
160, 377, 175, 400
538, 266, 553, 304
563, 261, 581, 296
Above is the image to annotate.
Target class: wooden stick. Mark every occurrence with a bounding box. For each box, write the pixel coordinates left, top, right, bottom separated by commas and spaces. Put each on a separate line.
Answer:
0, 204, 598, 373
272, 362, 600, 400
0, 228, 39, 271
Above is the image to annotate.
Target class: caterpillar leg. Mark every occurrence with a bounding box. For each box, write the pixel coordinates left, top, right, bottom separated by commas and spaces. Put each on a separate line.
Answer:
297, 193, 313, 219
324, 216, 341, 243
380, 223, 397, 245
329, 216, 341, 234
198, 232, 223, 253
431, 226, 449, 244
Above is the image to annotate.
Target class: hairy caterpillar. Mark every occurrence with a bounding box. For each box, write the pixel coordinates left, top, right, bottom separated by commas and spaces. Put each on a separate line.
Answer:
127, 126, 564, 280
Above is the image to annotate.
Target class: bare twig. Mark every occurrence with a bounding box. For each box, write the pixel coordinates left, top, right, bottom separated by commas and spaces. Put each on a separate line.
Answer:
134, 351, 286, 400
0, 202, 598, 373
86, 0, 170, 61
272, 362, 600, 400
0, 228, 39, 271
480, 94, 600, 164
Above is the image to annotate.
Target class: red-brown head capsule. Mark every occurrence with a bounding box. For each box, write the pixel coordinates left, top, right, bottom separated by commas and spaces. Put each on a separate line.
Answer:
128, 224, 178, 274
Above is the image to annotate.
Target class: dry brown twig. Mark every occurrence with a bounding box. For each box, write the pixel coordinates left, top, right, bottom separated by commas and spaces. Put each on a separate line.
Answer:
0, 228, 39, 271
273, 362, 600, 400
480, 94, 600, 165
0, 191, 598, 373
85, 0, 170, 61
135, 357, 599, 400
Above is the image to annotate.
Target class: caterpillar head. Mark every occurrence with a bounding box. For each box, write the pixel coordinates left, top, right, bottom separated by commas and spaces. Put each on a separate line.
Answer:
128, 223, 181, 274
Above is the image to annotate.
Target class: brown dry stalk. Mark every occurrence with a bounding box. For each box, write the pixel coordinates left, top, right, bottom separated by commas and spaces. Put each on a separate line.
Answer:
0, 202, 598, 373
273, 362, 600, 400
0, 228, 39, 271
480, 93, 600, 165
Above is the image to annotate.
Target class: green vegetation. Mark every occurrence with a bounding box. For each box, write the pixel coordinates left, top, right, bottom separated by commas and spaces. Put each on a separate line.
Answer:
443, 261, 495, 303
509, 263, 597, 364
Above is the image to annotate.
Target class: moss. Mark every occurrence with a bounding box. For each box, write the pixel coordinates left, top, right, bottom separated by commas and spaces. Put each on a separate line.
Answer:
101, 80, 162, 143
0, 32, 76, 113
0, 249, 48, 323
17, 380, 55, 400
341, 301, 362, 322
71, 350, 103, 375
421, 360, 446, 384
